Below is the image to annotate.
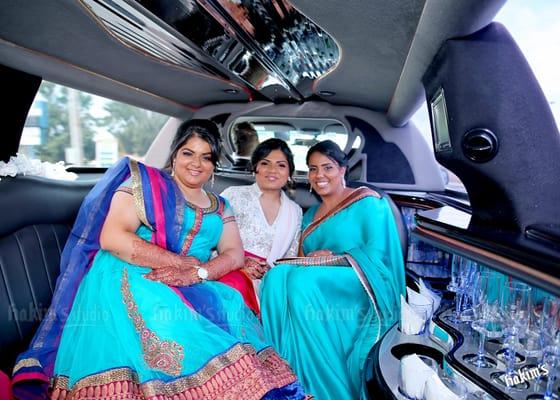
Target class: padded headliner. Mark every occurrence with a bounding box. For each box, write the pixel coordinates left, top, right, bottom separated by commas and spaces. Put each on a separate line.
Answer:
292, 0, 425, 111
292, 0, 505, 124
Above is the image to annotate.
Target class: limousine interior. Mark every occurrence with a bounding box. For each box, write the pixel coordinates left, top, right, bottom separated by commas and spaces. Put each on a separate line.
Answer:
1, 0, 559, 398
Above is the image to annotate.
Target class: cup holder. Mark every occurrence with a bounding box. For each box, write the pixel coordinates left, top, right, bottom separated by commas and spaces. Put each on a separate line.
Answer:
495, 348, 526, 364
391, 343, 444, 367
462, 353, 497, 368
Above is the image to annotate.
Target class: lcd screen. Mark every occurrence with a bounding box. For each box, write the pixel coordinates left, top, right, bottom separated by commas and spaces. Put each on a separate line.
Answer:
430, 88, 452, 152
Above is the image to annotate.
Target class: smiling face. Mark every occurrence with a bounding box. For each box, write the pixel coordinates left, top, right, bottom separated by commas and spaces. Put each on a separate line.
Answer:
254, 149, 290, 191
172, 134, 215, 190
307, 151, 346, 197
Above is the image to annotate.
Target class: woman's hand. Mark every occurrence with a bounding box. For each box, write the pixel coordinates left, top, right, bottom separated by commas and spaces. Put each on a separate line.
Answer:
243, 257, 270, 279
145, 266, 200, 286
307, 249, 333, 257
182, 256, 202, 268
100, 192, 204, 271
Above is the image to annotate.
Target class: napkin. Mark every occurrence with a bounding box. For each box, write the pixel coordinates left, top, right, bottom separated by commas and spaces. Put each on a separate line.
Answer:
406, 287, 434, 318
419, 278, 442, 314
424, 373, 462, 400
400, 295, 426, 335
399, 354, 437, 399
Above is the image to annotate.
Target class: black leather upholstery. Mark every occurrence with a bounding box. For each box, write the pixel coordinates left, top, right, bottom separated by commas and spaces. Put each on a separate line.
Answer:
0, 176, 94, 373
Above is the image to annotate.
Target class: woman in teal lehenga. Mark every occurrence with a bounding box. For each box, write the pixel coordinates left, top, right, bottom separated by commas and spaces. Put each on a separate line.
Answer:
12, 120, 306, 400
261, 141, 405, 400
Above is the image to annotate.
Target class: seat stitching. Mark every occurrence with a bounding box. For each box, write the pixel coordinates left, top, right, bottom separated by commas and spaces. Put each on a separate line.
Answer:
0, 249, 23, 339
14, 232, 40, 315
32, 225, 54, 294
50, 224, 63, 255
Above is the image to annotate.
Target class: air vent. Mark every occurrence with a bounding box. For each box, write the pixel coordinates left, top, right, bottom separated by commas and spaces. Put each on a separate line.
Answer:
461, 128, 498, 163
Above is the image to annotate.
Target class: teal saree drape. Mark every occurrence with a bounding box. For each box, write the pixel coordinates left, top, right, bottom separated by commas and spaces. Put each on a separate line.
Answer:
261, 188, 405, 399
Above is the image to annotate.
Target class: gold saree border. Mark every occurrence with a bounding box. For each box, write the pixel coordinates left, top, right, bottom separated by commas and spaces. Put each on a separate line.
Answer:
274, 255, 350, 267
181, 207, 203, 255
298, 187, 380, 256
50, 345, 297, 400
129, 159, 152, 230
121, 269, 184, 376
296, 187, 382, 338
185, 191, 220, 214
12, 357, 42, 374
344, 254, 381, 341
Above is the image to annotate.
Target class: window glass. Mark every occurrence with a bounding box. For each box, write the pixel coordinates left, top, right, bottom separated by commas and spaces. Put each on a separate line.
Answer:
19, 81, 169, 167
229, 117, 351, 173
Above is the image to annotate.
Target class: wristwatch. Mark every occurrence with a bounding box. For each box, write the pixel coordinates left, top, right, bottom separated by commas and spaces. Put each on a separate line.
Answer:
194, 265, 209, 281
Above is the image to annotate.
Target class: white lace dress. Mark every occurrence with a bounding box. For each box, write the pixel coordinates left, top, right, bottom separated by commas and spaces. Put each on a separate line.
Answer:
221, 183, 302, 264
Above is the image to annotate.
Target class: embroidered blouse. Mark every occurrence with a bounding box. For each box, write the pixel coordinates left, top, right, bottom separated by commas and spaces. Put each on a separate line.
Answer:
221, 183, 302, 262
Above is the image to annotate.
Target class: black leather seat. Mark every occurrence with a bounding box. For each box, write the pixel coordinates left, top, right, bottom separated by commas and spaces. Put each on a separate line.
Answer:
0, 176, 93, 374
347, 181, 409, 260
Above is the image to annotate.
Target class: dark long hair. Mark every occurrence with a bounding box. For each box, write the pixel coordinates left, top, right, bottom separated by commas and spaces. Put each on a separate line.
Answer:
306, 140, 348, 168
165, 119, 222, 170
251, 138, 295, 177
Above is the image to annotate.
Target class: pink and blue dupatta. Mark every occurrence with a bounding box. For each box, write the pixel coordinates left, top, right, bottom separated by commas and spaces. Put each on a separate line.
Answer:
12, 158, 260, 398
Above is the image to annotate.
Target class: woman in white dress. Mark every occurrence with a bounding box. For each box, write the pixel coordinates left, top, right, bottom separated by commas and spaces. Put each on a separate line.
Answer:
221, 139, 302, 308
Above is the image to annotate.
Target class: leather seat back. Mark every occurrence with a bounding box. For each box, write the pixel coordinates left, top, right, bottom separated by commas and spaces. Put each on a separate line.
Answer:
0, 176, 93, 374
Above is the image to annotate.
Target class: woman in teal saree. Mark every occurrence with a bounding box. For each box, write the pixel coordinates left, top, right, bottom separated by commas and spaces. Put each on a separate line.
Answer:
13, 120, 306, 400
261, 140, 405, 400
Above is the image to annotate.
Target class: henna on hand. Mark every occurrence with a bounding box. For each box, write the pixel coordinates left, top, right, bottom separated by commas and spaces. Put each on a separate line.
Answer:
130, 238, 200, 270
243, 257, 270, 279
145, 266, 200, 286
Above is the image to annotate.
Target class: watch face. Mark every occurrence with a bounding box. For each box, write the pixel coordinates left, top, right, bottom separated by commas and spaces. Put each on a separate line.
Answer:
197, 267, 209, 280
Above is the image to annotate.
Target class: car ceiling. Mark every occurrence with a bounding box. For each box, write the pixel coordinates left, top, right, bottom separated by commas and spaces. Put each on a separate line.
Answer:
0, 0, 505, 126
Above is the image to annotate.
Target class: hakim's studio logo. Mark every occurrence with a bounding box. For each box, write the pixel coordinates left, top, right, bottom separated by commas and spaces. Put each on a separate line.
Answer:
504, 364, 549, 387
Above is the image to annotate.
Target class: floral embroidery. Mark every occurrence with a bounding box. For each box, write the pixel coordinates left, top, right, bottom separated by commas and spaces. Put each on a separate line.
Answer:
222, 184, 301, 259
50, 345, 298, 400
121, 269, 184, 376
181, 207, 203, 255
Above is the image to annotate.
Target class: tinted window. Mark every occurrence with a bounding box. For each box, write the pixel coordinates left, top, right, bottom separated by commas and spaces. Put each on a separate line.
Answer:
228, 117, 356, 173
19, 81, 168, 167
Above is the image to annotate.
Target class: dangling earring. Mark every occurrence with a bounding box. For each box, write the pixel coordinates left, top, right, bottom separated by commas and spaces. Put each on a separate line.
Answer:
171, 161, 176, 177
342, 177, 346, 188
309, 183, 313, 193
211, 173, 215, 188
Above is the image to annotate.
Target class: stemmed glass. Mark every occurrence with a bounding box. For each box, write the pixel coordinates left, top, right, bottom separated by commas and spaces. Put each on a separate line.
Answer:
446, 256, 477, 324
458, 261, 479, 322
464, 270, 501, 368
446, 255, 462, 323
541, 344, 560, 400
500, 281, 532, 380
524, 294, 560, 358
